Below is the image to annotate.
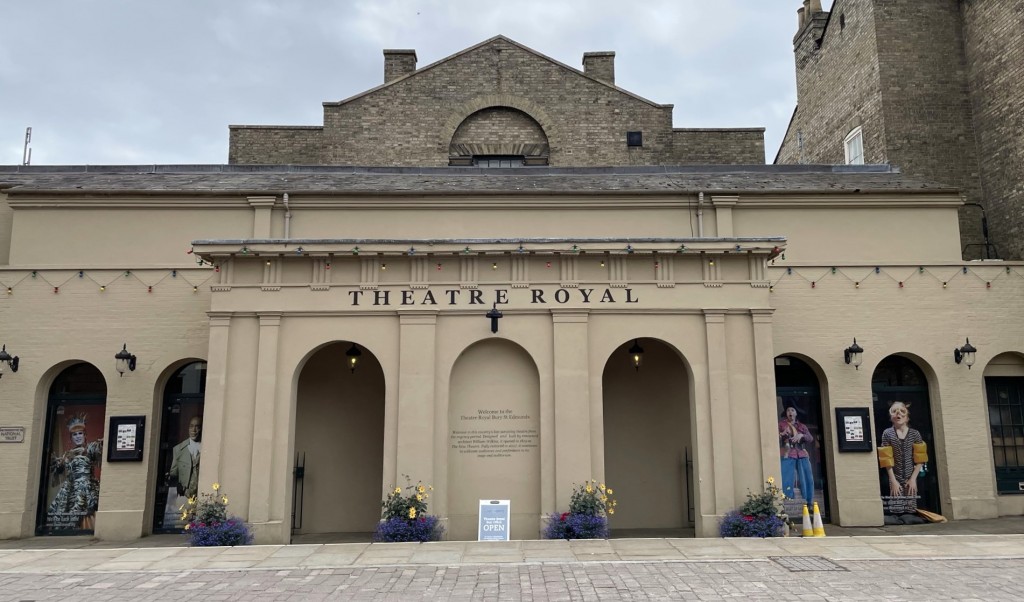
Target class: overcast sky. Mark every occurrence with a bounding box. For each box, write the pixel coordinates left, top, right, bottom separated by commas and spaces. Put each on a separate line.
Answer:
0, 1, 829, 166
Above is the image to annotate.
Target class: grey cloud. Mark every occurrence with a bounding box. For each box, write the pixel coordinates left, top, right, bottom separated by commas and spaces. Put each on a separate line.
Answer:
0, 0, 805, 165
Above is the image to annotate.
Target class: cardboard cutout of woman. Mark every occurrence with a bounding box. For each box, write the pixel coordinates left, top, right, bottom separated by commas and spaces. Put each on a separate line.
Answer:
47, 413, 103, 530
779, 405, 814, 504
877, 401, 928, 524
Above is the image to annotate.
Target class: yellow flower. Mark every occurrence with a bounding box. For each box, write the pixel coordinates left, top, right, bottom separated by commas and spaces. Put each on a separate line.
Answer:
395, 487, 402, 494
222, 496, 229, 504
417, 485, 425, 493
608, 508, 615, 515
599, 483, 606, 491
180, 512, 188, 520
212, 482, 221, 492
188, 496, 197, 505
424, 493, 429, 499
184, 523, 191, 530
606, 488, 613, 495
767, 476, 775, 485
408, 507, 417, 519
585, 485, 593, 494
416, 494, 423, 502
429, 485, 434, 491
600, 496, 608, 503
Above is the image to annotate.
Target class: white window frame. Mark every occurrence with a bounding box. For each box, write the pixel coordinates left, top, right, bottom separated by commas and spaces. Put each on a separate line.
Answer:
844, 127, 864, 165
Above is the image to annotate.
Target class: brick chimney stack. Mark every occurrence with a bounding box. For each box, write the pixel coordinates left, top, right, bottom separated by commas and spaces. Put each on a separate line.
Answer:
383, 49, 417, 83
794, 0, 829, 66
582, 51, 615, 85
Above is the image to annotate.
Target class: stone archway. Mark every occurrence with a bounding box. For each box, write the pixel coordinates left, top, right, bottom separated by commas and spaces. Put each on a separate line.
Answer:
775, 354, 832, 522
37, 362, 107, 535
447, 338, 541, 540
602, 338, 692, 534
871, 354, 942, 521
292, 341, 385, 536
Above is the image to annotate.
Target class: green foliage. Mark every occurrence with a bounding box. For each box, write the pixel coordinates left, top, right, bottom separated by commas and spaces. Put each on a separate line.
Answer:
739, 477, 788, 521
381, 475, 433, 521
568, 480, 617, 518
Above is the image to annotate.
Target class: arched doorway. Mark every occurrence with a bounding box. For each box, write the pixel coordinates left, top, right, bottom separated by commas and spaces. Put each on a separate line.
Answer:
982, 353, 1024, 495
775, 355, 831, 521
152, 361, 207, 533
447, 339, 541, 540
871, 355, 942, 522
603, 338, 691, 535
293, 342, 384, 537
36, 363, 107, 535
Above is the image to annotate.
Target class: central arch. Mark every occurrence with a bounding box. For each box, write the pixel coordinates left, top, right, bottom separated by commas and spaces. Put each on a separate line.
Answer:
447, 339, 541, 540
602, 338, 692, 535
292, 341, 385, 537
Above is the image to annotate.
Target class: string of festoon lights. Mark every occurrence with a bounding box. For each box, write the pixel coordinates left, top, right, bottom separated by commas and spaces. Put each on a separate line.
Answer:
767, 263, 1023, 293
1, 268, 215, 295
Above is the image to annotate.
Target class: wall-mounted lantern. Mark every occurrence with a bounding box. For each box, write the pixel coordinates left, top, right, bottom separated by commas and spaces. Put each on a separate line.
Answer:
954, 338, 977, 369
843, 338, 864, 370
345, 343, 362, 373
115, 343, 137, 376
0, 345, 19, 378
628, 339, 644, 371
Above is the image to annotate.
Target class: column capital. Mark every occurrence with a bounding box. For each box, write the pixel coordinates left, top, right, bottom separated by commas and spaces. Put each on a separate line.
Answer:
750, 308, 775, 323
208, 311, 232, 327
258, 312, 283, 326
703, 309, 727, 323
551, 310, 590, 324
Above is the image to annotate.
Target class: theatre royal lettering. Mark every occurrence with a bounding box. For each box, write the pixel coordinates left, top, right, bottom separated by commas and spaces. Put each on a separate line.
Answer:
346, 287, 639, 306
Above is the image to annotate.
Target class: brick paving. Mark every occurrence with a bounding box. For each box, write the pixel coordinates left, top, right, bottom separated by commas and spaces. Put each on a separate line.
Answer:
0, 557, 1023, 601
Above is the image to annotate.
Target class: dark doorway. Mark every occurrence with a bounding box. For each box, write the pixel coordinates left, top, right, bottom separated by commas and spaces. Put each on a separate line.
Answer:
775, 356, 831, 522
36, 363, 107, 535
152, 361, 207, 533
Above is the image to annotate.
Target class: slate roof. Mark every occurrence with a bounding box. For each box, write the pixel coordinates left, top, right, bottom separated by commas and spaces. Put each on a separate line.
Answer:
0, 164, 957, 196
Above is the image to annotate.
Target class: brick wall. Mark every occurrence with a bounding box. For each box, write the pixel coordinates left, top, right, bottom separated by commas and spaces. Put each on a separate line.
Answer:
450, 107, 549, 158
229, 38, 762, 167
872, 0, 984, 256
776, 0, 992, 257
672, 129, 765, 164
228, 126, 322, 165
776, 0, 886, 166
961, 0, 1024, 260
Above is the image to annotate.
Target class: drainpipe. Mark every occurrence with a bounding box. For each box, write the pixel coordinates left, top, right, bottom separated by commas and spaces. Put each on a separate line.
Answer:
697, 192, 705, 238
283, 192, 291, 240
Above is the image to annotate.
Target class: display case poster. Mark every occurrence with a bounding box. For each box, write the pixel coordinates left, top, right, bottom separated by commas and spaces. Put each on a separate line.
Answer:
844, 415, 864, 442
42, 404, 105, 533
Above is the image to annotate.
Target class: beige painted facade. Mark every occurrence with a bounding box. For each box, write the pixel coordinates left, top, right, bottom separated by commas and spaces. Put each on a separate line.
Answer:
2, 37, 1023, 543
1, 176, 1021, 543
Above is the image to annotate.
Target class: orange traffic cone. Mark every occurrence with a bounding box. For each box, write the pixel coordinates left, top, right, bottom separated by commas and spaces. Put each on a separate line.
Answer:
812, 502, 826, 537
801, 504, 813, 537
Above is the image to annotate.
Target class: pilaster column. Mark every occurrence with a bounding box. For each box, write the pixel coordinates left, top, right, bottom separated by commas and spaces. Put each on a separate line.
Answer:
552, 310, 591, 507
397, 312, 437, 481
711, 195, 738, 237
248, 312, 281, 524
704, 309, 734, 512
248, 196, 276, 238
751, 309, 779, 481
198, 312, 233, 489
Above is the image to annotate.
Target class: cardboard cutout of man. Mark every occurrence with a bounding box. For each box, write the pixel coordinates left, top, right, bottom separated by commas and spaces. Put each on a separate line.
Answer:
167, 415, 202, 498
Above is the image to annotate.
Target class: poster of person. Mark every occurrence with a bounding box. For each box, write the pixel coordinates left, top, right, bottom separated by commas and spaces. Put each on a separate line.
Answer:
876, 400, 932, 525
157, 409, 203, 531
776, 395, 828, 520
42, 404, 105, 533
